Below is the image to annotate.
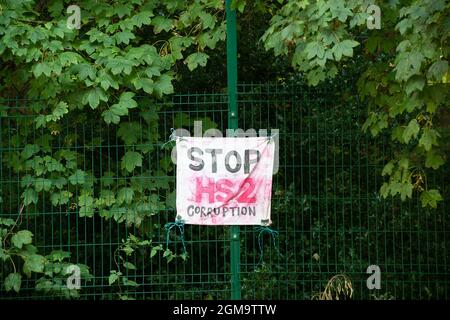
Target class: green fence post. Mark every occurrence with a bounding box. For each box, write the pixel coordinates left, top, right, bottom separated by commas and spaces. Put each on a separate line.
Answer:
226, 0, 241, 300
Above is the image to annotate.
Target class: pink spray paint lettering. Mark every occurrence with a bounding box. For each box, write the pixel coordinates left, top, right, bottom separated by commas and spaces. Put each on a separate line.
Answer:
176, 137, 275, 225
194, 177, 259, 204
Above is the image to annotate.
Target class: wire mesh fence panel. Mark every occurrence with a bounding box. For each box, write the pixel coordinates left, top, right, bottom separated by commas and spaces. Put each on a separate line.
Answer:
236, 82, 449, 300
0, 81, 448, 299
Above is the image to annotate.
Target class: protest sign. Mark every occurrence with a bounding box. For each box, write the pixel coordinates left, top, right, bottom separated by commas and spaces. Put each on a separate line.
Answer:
175, 137, 275, 225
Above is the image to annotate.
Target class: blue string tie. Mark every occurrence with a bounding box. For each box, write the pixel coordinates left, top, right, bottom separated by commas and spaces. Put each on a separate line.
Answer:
255, 226, 280, 268
164, 219, 187, 255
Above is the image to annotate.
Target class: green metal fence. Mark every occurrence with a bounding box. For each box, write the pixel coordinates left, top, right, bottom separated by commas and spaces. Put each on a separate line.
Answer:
1, 79, 448, 300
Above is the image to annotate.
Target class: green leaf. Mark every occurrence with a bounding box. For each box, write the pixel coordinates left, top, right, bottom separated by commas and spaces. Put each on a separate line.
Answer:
380, 182, 389, 198
185, 52, 209, 71
114, 3, 132, 18
33, 62, 52, 77
68, 170, 87, 185
382, 161, 395, 176
395, 51, 423, 82
420, 189, 443, 208
399, 182, 413, 201
4, 273, 22, 293
405, 76, 425, 96
34, 178, 52, 192
418, 128, 440, 151
398, 158, 409, 170
306, 68, 326, 86
121, 151, 143, 172
0, 218, 15, 226
73, 63, 96, 81
35, 279, 53, 293
425, 151, 444, 170
98, 190, 116, 207
391, 127, 405, 143
12, 230, 33, 249
106, 57, 136, 75
330, 2, 352, 22
50, 191, 72, 206
163, 249, 174, 263
19, 244, 38, 257
402, 119, 420, 143
22, 188, 38, 206
0, 248, 10, 262
396, 18, 413, 35
102, 92, 137, 124
121, 91, 137, 105
115, 31, 135, 45
333, 40, 359, 61
102, 109, 121, 125
21, 144, 39, 159
231, 0, 246, 13
180, 252, 188, 261
82, 87, 108, 109
52, 176, 68, 189
43, 157, 64, 172
122, 244, 134, 256
151, 245, 162, 258
96, 68, 119, 89
100, 172, 115, 187
153, 74, 174, 97
123, 262, 137, 270
118, 122, 141, 145
78, 193, 94, 207
132, 77, 154, 94
199, 11, 216, 29
118, 188, 134, 205
59, 52, 82, 66
427, 60, 448, 81
35, 115, 46, 129
45, 102, 69, 122
122, 277, 138, 287
23, 254, 46, 277
46, 250, 71, 262
29, 28, 46, 44
108, 271, 121, 285
305, 41, 325, 60
79, 205, 94, 218
151, 16, 173, 33
132, 11, 153, 27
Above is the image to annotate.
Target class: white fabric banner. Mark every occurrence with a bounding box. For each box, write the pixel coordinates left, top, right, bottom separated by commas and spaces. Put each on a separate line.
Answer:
175, 137, 275, 225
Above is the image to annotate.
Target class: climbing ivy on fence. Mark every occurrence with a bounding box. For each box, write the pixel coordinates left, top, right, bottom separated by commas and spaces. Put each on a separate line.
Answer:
0, 0, 225, 297
256, 0, 449, 208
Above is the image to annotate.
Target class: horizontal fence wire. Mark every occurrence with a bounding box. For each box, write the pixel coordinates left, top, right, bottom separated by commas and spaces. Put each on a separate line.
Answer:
0, 81, 448, 300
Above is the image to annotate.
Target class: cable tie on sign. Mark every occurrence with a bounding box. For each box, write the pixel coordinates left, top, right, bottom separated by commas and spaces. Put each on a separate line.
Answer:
161, 128, 177, 149
267, 132, 278, 144
164, 219, 187, 255
254, 225, 280, 268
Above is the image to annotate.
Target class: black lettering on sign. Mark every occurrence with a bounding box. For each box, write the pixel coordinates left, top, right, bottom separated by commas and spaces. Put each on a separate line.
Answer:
244, 149, 260, 174
225, 151, 241, 173
187, 147, 261, 173
205, 148, 223, 173
188, 147, 204, 171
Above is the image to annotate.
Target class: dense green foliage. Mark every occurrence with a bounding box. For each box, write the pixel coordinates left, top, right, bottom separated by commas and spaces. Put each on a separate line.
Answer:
0, 0, 448, 299
0, 0, 226, 297
258, 0, 449, 208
